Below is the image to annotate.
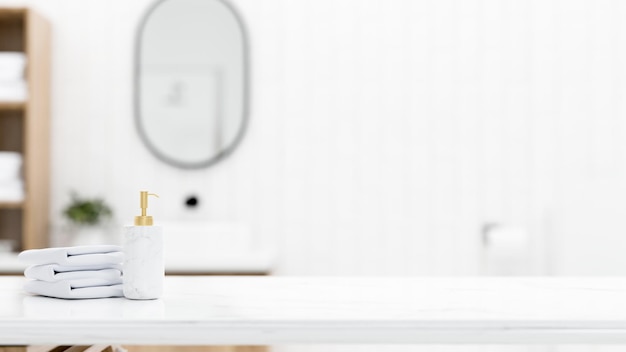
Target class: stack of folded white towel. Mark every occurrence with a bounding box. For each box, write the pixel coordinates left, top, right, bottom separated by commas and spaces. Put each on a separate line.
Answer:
0, 52, 27, 101
18, 245, 124, 299
0, 151, 24, 202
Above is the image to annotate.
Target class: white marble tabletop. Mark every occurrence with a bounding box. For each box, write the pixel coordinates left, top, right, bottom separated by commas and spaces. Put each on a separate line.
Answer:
2, 276, 626, 345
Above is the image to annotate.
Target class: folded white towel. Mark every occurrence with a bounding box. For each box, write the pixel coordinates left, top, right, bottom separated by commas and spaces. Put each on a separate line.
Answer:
18, 245, 123, 266
0, 179, 23, 202
28, 276, 122, 289
23, 280, 123, 299
0, 80, 27, 101
25, 264, 122, 282
0, 151, 22, 183
0, 52, 26, 82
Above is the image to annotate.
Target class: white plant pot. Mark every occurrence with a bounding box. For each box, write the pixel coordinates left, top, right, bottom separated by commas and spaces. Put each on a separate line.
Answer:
68, 223, 119, 246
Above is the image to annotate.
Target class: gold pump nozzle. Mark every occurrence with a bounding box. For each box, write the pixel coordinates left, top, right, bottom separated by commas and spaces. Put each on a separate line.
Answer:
134, 191, 159, 226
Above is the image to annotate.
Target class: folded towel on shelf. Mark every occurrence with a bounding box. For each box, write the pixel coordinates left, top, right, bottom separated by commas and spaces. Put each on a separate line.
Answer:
18, 245, 123, 266
23, 280, 123, 299
0, 179, 23, 202
0, 151, 22, 183
0, 52, 26, 82
0, 80, 27, 101
25, 264, 122, 282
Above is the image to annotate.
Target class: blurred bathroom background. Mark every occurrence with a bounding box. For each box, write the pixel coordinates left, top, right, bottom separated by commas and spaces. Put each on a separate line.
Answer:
1, 0, 626, 351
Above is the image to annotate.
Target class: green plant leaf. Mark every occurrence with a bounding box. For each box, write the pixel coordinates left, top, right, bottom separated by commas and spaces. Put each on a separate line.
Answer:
63, 192, 112, 225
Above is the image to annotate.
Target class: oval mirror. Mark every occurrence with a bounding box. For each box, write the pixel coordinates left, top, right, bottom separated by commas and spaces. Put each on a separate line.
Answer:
135, 0, 247, 168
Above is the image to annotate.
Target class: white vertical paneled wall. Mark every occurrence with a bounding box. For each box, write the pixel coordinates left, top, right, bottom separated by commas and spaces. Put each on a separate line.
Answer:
0, 1, 625, 352
0, 0, 624, 283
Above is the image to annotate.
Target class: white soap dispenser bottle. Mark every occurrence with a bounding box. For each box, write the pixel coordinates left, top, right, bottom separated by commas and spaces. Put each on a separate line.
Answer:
123, 191, 163, 300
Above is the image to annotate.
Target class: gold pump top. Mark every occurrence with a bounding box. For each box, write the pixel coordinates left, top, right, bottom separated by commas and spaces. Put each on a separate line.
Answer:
134, 191, 159, 226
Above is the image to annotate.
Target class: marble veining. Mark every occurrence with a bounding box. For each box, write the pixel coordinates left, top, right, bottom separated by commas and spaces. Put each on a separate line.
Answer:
2, 277, 626, 345
122, 226, 164, 300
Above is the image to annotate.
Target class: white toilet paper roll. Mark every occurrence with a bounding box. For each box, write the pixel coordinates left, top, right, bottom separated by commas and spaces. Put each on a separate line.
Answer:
482, 225, 530, 276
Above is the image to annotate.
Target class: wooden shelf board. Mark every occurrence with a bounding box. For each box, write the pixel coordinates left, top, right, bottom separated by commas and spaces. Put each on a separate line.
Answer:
0, 101, 25, 110
0, 8, 25, 19
0, 201, 23, 209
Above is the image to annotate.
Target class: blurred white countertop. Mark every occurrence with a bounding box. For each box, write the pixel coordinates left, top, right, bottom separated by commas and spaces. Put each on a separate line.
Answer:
0, 252, 26, 273
0, 249, 274, 275
164, 248, 274, 274
2, 276, 626, 345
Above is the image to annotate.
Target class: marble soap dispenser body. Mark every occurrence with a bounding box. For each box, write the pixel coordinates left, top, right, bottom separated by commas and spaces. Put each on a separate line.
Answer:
123, 191, 164, 300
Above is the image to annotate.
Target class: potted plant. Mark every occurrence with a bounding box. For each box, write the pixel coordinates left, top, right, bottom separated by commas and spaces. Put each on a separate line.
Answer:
63, 192, 114, 245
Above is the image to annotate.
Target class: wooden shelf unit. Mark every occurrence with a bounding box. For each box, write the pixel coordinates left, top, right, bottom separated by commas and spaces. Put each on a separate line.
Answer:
0, 102, 25, 110
0, 8, 50, 251
0, 202, 23, 209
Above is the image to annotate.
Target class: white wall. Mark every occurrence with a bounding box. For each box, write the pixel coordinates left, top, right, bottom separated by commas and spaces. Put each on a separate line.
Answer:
1, 0, 626, 279
3, 1, 626, 352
